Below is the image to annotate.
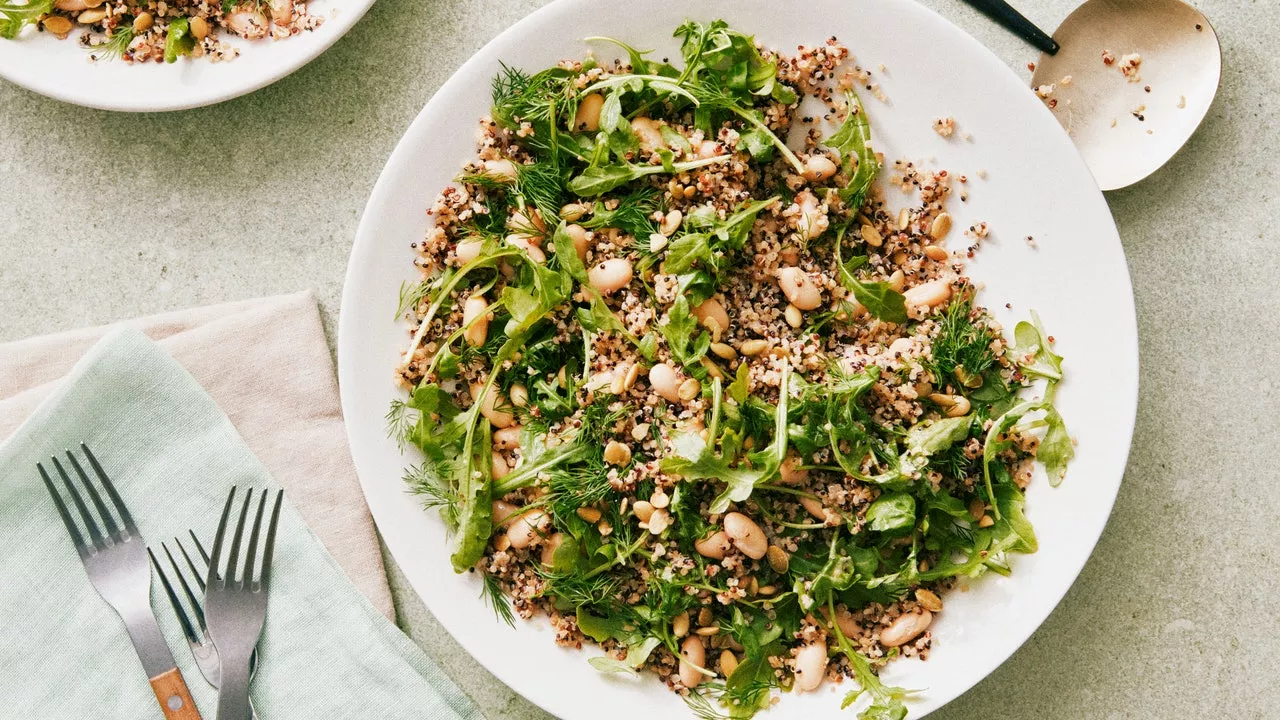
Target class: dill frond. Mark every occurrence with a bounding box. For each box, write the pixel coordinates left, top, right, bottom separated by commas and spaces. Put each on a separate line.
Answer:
385, 398, 417, 449
395, 279, 431, 320
480, 572, 516, 628
86, 25, 133, 61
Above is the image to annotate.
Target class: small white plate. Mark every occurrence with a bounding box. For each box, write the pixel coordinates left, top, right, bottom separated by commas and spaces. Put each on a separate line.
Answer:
338, 0, 1139, 717
0, 0, 373, 111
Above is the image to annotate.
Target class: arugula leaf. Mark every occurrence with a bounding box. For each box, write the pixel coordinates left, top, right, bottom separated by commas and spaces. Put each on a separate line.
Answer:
0, 0, 51, 39
833, 233, 907, 323
865, 493, 916, 534
163, 17, 195, 64
568, 154, 727, 196
824, 89, 880, 209
449, 413, 493, 572
1011, 310, 1064, 386
661, 295, 709, 368
1038, 405, 1073, 487
905, 416, 972, 457
981, 400, 1041, 518
990, 483, 1037, 553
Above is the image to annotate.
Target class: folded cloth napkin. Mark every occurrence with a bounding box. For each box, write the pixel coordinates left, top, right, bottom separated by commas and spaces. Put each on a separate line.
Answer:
0, 292, 393, 618
0, 327, 478, 719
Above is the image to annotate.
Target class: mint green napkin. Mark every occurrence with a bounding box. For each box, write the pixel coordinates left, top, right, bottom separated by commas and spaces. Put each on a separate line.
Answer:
0, 328, 478, 720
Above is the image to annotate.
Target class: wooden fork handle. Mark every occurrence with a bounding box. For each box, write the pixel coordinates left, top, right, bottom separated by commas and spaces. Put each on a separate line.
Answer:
149, 667, 203, 719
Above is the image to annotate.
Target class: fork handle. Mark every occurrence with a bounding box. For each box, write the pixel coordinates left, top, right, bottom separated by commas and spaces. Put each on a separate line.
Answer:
149, 667, 202, 719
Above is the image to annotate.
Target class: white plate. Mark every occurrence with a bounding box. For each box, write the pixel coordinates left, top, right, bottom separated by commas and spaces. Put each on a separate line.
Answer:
0, 0, 373, 111
338, 0, 1139, 717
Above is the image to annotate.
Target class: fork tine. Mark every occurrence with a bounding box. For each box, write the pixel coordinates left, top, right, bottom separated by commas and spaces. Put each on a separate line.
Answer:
50, 456, 107, 551
65, 451, 122, 543
167, 539, 208, 633
259, 490, 284, 588
242, 491, 268, 590
178, 532, 208, 593
151, 545, 200, 644
80, 443, 138, 536
189, 530, 211, 578
38, 463, 90, 559
225, 488, 254, 588
207, 486, 237, 588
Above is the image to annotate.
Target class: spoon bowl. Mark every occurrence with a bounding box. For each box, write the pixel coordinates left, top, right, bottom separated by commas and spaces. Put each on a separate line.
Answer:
1031, 0, 1221, 191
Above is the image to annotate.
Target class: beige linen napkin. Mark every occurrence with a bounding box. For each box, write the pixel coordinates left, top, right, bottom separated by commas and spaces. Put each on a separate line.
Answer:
0, 291, 394, 618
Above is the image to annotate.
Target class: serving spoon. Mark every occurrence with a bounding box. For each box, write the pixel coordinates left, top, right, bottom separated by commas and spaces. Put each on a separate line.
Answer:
1028, 0, 1222, 191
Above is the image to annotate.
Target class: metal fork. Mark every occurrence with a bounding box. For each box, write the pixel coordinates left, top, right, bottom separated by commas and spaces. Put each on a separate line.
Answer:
38, 443, 203, 720
150, 532, 260, 720
204, 487, 283, 720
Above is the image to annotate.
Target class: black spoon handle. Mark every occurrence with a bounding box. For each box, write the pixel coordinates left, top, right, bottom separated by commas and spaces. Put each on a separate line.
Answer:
962, 0, 1061, 55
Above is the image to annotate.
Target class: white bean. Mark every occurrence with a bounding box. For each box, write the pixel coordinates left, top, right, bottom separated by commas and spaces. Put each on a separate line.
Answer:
903, 278, 953, 309
564, 223, 590, 262
793, 640, 828, 692
491, 451, 510, 480
540, 532, 564, 566
506, 509, 549, 549
574, 93, 605, 132
506, 234, 546, 263
470, 383, 514, 428
631, 117, 666, 153
492, 425, 522, 450
796, 190, 828, 240
694, 530, 731, 560
225, 8, 268, 37
587, 258, 632, 295
648, 363, 682, 403
267, 0, 293, 25
462, 294, 490, 347
482, 158, 518, 183
455, 238, 484, 266
880, 610, 933, 647
491, 500, 519, 527
778, 453, 809, 485
777, 267, 823, 310
692, 298, 730, 337
803, 154, 838, 182
679, 636, 707, 689
723, 512, 767, 559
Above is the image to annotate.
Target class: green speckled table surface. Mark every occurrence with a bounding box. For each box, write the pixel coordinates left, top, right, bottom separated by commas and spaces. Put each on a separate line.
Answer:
3, 0, 1278, 717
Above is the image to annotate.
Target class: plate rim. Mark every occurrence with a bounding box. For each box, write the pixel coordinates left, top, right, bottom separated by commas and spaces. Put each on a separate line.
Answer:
0, 0, 377, 112
338, 0, 1140, 716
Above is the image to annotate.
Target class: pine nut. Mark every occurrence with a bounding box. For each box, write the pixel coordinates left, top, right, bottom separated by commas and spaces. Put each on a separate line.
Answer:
41, 15, 73, 35
898, 208, 911, 231
132, 11, 153, 31
77, 8, 106, 23
924, 245, 949, 261
189, 15, 210, 40
678, 377, 701, 401
720, 650, 739, 677
978, 514, 995, 527
698, 608, 713, 626
632, 500, 655, 522
930, 213, 953, 240
673, 611, 690, 638
576, 506, 602, 523
710, 342, 736, 360
649, 233, 668, 253
481, 159, 518, 183
559, 203, 589, 221
660, 209, 683, 236
739, 339, 769, 356
915, 588, 944, 612
861, 223, 884, 247
692, 298, 730, 336
509, 383, 528, 408
695, 626, 720, 636
784, 304, 803, 328
766, 546, 790, 573
887, 270, 905, 293
603, 440, 632, 466
903, 277, 953, 309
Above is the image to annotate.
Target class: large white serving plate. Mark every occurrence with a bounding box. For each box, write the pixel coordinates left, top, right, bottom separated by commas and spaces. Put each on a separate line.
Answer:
338, 0, 1139, 717
0, 0, 373, 111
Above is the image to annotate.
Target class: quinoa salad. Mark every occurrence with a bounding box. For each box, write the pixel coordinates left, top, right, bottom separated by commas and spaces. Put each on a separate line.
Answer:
0, 0, 323, 63
389, 20, 1074, 719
